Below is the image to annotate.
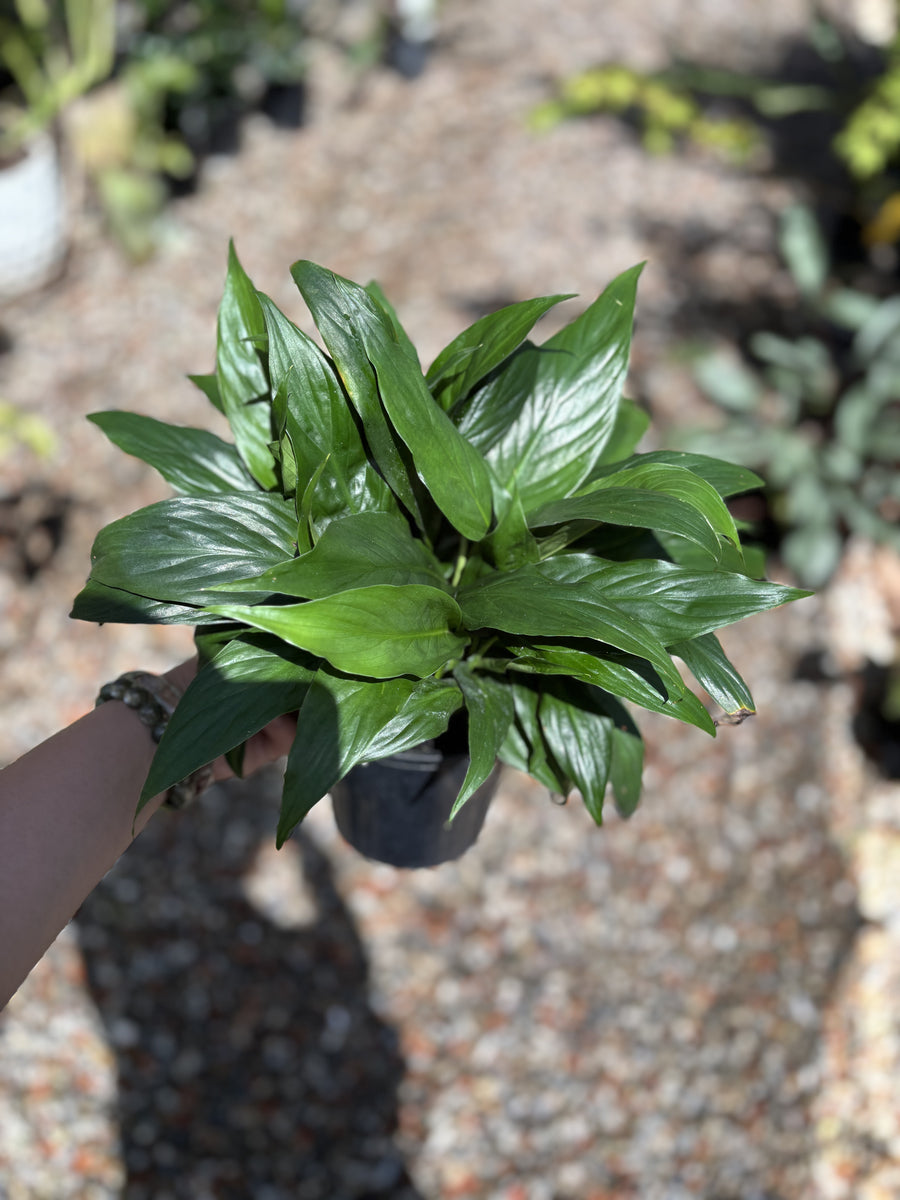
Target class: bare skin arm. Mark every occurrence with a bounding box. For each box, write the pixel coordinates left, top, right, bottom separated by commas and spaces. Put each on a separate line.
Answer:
0, 660, 297, 1011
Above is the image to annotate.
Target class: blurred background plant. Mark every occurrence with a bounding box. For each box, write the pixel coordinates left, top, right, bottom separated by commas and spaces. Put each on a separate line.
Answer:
529, 63, 765, 164
529, 2, 900, 591
2, 0, 400, 265
66, 52, 197, 260
67, 0, 310, 260
0, 0, 116, 161
684, 203, 900, 588
0, 396, 56, 458
530, 4, 900, 249
117, 0, 309, 158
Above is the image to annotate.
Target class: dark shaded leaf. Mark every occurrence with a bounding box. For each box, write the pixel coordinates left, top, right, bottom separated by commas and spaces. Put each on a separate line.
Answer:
458, 566, 685, 695
292, 261, 494, 541
597, 397, 650, 466
216, 242, 277, 488
188, 372, 224, 413
607, 700, 644, 818
484, 473, 541, 570
140, 634, 317, 806
278, 671, 462, 844
507, 640, 716, 734
88, 411, 254, 496
497, 679, 572, 796
258, 293, 395, 519
537, 682, 613, 823
70, 579, 214, 625
290, 260, 423, 522
451, 663, 514, 819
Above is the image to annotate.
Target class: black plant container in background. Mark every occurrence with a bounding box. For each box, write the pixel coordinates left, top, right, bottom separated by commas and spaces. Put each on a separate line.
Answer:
331, 743, 499, 869
261, 80, 306, 129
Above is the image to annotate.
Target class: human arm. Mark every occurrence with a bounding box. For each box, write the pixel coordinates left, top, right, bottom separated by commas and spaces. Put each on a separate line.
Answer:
0, 660, 296, 1011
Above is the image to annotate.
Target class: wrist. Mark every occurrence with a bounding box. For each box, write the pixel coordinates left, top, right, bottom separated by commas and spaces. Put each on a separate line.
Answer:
95, 660, 215, 807
163, 657, 198, 696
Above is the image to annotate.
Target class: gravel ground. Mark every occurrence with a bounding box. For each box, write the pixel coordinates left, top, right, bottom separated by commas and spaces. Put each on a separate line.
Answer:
1, 1, 900, 1197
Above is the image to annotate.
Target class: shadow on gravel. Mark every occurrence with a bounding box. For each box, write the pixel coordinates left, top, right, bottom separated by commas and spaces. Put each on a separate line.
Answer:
75, 767, 421, 1200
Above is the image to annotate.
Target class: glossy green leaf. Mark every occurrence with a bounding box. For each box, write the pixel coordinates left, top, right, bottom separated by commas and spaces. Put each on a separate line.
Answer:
258, 294, 394, 518
88, 411, 254, 496
208, 584, 468, 679
290, 260, 423, 522
588, 450, 763, 497
484, 473, 541, 570
451, 340, 537, 454
140, 634, 317, 807
507, 641, 716, 734
222, 511, 447, 598
597, 396, 651, 465
188, 372, 224, 413
653, 530, 748, 575
537, 682, 613, 823
292, 261, 494, 541
87, 493, 299, 606
530, 488, 722, 561
278, 671, 463, 844
193, 623, 246, 666
429, 293, 572, 411
588, 462, 740, 545
451, 664, 514, 819
458, 565, 684, 695
671, 632, 755, 716
537, 555, 810, 645
607, 701, 644, 818
365, 280, 421, 368
216, 242, 277, 489
481, 264, 644, 511
498, 679, 572, 797
70, 579, 215, 625
296, 455, 329, 550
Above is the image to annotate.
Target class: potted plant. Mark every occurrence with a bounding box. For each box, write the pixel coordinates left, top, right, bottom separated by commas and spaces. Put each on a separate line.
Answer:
0, 0, 115, 296
72, 245, 808, 866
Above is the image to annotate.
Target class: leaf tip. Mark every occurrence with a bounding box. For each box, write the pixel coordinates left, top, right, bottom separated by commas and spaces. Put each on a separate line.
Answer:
713, 707, 755, 727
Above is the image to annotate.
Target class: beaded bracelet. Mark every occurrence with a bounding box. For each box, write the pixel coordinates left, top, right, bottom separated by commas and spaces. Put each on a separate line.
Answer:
95, 671, 214, 810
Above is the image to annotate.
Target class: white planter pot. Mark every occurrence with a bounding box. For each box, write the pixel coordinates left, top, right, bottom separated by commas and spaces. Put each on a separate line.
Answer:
0, 133, 67, 299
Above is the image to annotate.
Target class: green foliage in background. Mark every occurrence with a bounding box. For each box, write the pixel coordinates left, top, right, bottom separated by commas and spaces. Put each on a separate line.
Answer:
0, 398, 56, 459
529, 63, 763, 162
123, 0, 307, 134
73, 247, 807, 845
688, 204, 900, 588
531, 6, 900, 206
0, 0, 115, 158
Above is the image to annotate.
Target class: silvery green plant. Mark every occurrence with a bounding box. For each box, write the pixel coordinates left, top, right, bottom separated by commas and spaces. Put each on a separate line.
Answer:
73, 245, 807, 845
690, 204, 900, 587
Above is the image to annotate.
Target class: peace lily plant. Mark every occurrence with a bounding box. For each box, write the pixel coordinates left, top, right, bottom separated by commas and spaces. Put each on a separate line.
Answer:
72, 246, 808, 849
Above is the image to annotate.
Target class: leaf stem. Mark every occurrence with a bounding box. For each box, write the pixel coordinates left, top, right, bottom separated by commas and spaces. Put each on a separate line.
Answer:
450, 537, 470, 588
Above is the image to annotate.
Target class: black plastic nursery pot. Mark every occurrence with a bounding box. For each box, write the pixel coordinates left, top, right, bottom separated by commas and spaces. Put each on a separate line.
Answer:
330, 743, 499, 869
